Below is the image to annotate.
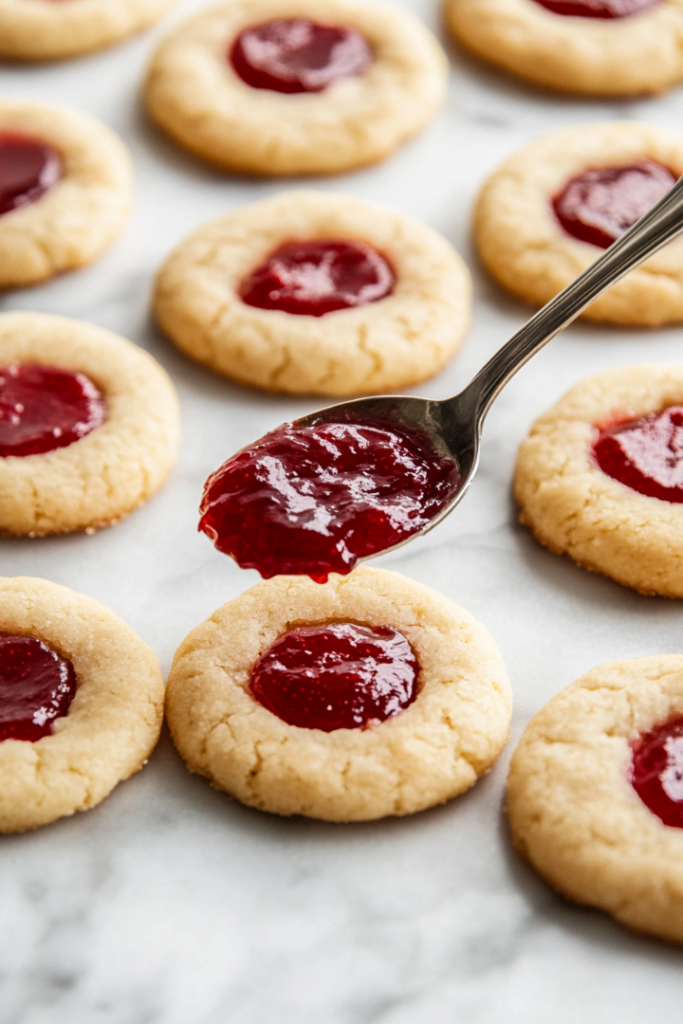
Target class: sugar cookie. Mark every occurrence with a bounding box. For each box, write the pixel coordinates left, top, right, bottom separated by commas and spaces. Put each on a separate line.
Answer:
166, 567, 512, 822
0, 576, 164, 834
444, 0, 683, 96
145, 0, 448, 176
475, 122, 683, 326
508, 655, 683, 943
154, 191, 471, 396
515, 363, 683, 597
0, 311, 180, 536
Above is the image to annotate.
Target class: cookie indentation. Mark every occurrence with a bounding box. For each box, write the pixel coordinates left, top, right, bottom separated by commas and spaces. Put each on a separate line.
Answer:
0, 132, 61, 217
0, 633, 76, 743
631, 717, 683, 828
593, 405, 683, 502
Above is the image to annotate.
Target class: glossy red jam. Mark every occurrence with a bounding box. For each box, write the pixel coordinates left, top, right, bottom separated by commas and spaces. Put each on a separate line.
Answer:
0, 132, 61, 218
553, 161, 675, 249
250, 622, 418, 731
0, 364, 106, 458
533, 0, 658, 17
593, 406, 683, 502
0, 633, 76, 743
199, 419, 459, 582
239, 240, 395, 317
229, 18, 372, 94
631, 717, 683, 828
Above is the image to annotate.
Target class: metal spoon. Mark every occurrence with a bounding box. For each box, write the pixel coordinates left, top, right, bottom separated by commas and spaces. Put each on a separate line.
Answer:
293, 172, 683, 553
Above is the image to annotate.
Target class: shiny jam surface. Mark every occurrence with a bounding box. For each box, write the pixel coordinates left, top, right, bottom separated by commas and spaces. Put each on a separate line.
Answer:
533, 0, 658, 17
552, 161, 675, 248
0, 132, 61, 218
593, 406, 683, 502
0, 633, 76, 743
631, 717, 683, 828
230, 18, 372, 94
0, 364, 106, 458
239, 239, 395, 317
199, 420, 460, 582
250, 622, 419, 731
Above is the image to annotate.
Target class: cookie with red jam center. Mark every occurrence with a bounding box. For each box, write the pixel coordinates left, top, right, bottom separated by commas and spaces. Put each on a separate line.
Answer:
230, 18, 372, 93
166, 568, 512, 822
0, 132, 61, 218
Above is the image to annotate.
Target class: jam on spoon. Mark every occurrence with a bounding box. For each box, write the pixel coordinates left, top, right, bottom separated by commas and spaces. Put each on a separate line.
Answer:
0, 364, 106, 458
199, 419, 459, 583
229, 18, 372, 94
251, 622, 419, 731
239, 239, 395, 316
533, 0, 659, 18
553, 161, 676, 249
631, 717, 683, 828
593, 406, 683, 502
0, 633, 77, 742
0, 132, 62, 218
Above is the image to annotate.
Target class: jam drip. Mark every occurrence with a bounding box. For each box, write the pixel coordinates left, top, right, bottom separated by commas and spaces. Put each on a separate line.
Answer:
251, 622, 418, 731
0, 364, 106, 458
0, 132, 61, 218
593, 406, 683, 502
631, 717, 683, 828
199, 420, 460, 583
239, 240, 395, 316
0, 633, 76, 743
533, 0, 659, 17
553, 161, 675, 248
230, 18, 372, 94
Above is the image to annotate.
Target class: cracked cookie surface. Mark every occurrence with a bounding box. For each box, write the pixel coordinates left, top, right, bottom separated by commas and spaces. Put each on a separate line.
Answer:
515, 364, 683, 596
0, 312, 180, 537
165, 567, 512, 822
0, 0, 176, 61
507, 655, 683, 943
153, 191, 471, 396
475, 122, 683, 325
444, 0, 683, 96
0, 576, 164, 833
0, 100, 132, 289
144, 0, 448, 176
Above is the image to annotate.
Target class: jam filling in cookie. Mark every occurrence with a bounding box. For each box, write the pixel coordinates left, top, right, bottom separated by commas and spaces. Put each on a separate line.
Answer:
0, 364, 106, 458
593, 405, 683, 502
250, 621, 419, 731
0, 132, 62, 218
0, 633, 77, 743
631, 717, 683, 828
199, 420, 459, 582
552, 161, 675, 248
239, 239, 395, 316
229, 18, 372, 94
532, 0, 659, 19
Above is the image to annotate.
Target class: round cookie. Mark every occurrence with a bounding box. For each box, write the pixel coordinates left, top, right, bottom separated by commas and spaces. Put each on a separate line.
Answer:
0, 100, 132, 289
514, 363, 683, 597
144, 0, 448, 176
444, 0, 683, 97
0, 576, 164, 834
0, 311, 180, 536
475, 122, 683, 326
0, 0, 177, 62
166, 566, 512, 822
154, 191, 471, 396
507, 655, 683, 943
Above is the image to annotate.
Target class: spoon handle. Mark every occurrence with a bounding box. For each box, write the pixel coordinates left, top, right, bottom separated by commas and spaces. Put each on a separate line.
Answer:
463, 172, 683, 424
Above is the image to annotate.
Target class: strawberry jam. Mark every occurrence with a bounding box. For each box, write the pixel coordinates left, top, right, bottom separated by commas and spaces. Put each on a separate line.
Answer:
533, 0, 658, 17
239, 240, 395, 316
593, 406, 683, 502
0, 132, 61, 218
631, 717, 683, 828
0, 634, 76, 743
199, 419, 459, 582
229, 18, 372, 94
251, 622, 419, 731
0, 364, 106, 458
553, 161, 675, 248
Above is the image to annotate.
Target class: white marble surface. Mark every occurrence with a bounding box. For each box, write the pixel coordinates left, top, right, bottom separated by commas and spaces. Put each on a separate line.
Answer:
1, 1, 683, 1020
